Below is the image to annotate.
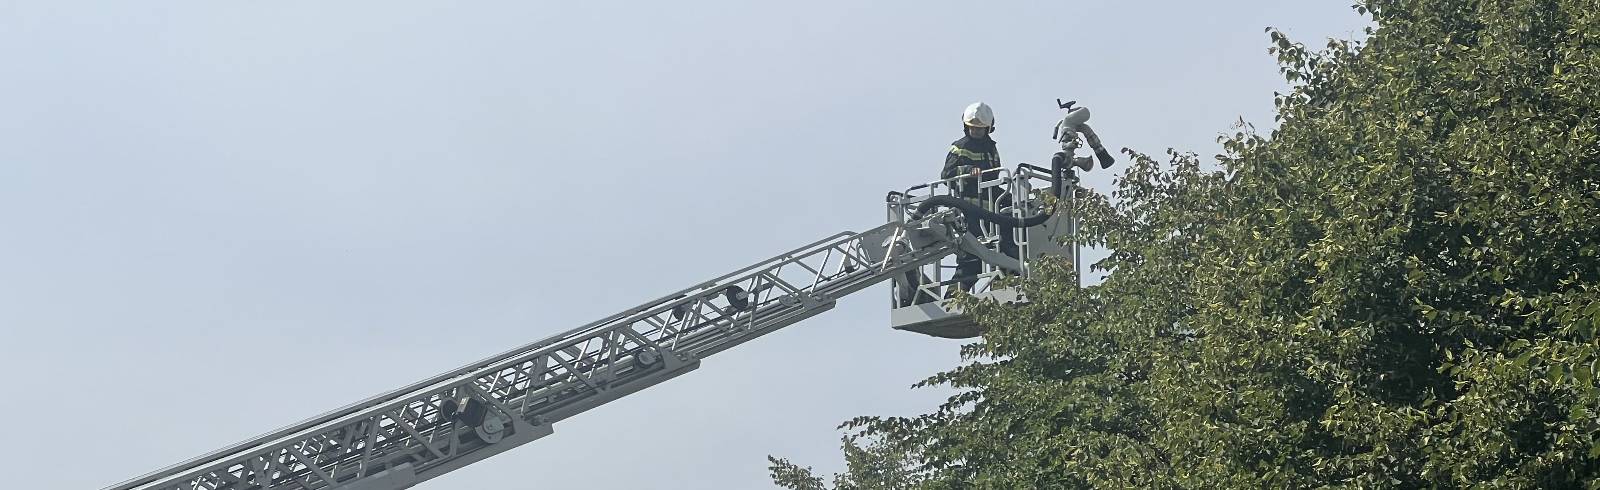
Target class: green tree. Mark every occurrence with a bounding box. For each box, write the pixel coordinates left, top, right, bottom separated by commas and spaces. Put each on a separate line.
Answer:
772, 0, 1600, 487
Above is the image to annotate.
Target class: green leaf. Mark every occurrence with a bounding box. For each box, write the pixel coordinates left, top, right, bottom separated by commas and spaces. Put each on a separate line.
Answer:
784, 3, 1600, 486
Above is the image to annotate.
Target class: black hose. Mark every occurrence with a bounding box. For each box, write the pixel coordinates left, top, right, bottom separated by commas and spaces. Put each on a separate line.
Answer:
914, 195, 1053, 228
913, 157, 1067, 228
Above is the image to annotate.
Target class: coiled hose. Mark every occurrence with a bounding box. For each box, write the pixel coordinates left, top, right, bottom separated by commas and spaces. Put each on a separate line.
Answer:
913, 195, 1054, 228
912, 155, 1068, 228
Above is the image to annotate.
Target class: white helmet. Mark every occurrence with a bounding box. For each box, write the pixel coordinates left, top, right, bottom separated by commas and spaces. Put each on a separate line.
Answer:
962, 102, 995, 128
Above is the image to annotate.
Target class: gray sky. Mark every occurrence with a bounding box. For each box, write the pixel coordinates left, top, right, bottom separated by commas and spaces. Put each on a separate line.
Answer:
1, 2, 1367, 488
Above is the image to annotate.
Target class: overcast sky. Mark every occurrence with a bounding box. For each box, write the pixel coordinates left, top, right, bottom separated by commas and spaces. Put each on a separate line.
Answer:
1, 2, 1368, 488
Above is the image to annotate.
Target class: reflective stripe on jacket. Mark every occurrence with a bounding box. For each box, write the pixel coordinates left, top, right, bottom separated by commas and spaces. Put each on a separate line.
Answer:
941, 135, 1000, 198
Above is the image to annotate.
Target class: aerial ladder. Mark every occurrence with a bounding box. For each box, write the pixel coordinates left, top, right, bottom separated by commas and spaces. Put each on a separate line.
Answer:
103, 101, 1115, 490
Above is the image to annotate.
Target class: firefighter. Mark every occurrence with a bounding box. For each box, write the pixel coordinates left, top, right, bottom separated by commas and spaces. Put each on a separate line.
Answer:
941, 102, 1017, 295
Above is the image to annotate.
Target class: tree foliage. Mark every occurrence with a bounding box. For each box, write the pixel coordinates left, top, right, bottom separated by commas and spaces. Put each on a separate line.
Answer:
772, 0, 1600, 487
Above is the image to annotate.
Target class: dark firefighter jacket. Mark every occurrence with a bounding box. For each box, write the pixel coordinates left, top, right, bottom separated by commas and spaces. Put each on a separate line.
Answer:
941, 135, 1001, 198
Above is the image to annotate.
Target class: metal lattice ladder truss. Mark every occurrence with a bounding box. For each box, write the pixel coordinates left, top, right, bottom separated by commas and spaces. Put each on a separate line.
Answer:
106, 168, 1078, 490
